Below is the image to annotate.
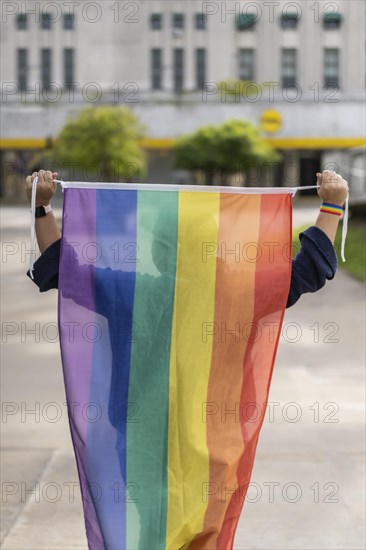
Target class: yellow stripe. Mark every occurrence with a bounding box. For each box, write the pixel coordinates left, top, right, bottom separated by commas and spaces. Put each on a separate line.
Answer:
0, 138, 47, 150
266, 137, 366, 149
139, 138, 175, 150
1, 136, 365, 151
166, 191, 220, 549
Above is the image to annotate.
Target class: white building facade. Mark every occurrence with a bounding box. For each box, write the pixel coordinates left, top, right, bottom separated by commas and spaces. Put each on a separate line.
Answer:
1, 0, 365, 196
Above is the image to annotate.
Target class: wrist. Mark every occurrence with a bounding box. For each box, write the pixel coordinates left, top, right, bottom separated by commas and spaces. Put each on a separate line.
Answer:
31, 204, 53, 218
319, 202, 344, 216
319, 198, 345, 207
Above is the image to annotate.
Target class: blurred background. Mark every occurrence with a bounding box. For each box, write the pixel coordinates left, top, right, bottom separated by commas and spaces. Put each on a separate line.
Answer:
1, 0, 365, 199
1, 1, 365, 549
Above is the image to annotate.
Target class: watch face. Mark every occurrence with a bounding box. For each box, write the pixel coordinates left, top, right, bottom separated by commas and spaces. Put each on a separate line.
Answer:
35, 206, 47, 218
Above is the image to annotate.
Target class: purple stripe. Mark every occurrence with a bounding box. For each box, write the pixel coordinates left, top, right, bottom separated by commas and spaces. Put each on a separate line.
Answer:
58, 188, 105, 548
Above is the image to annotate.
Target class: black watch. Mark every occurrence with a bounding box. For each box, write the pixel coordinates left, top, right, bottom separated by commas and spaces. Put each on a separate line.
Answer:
35, 205, 52, 218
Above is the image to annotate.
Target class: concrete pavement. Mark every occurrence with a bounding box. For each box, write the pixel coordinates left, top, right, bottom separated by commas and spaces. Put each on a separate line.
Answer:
1, 204, 365, 549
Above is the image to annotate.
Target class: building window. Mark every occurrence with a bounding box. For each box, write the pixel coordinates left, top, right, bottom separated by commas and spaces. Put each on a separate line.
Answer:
324, 48, 339, 88
281, 12, 299, 29
236, 13, 257, 31
63, 13, 75, 30
151, 49, 162, 90
16, 13, 27, 30
195, 13, 206, 30
64, 48, 74, 89
281, 48, 297, 88
150, 13, 162, 30
41, 49, 52, 90
174, 49, 184, 93
323, 12, 342, 29
196, 49, 206, 89
173, 13, 184, 30
41, 13, 52, 30
238, 49, 255, 81
17, 49, 28, 91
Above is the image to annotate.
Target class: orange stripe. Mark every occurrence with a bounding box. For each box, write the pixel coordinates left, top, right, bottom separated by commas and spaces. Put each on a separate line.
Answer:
188, 194, 262, 549
218, 193, 292, 548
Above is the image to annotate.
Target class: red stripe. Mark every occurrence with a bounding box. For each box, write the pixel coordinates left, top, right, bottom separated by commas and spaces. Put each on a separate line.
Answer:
217, 194, 292, 548
320, 208, 342, 216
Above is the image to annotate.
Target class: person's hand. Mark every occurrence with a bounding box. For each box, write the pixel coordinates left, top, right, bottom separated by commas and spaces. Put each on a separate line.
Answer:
25, 170, 58, 206
316, 170, 349, 207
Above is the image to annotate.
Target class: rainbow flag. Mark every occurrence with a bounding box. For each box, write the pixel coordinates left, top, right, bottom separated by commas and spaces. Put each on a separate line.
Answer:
59, 183, 292, 550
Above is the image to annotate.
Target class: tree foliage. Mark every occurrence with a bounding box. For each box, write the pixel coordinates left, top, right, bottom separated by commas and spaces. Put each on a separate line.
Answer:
50, 106, 146, 180
173, 119, 281, 183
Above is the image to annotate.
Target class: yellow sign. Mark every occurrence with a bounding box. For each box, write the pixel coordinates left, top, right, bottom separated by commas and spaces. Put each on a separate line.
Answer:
260, 110, 282, 134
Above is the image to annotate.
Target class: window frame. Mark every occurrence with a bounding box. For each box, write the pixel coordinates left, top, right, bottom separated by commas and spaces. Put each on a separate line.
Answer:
236, 13, 257, 31
238, 48, 255, 81
323, 13, 342, 30
63, 48, 75, 90
195, 13, 206, 30
17, 48, 28, 92
151, 48, 162, 90
280, 13, 299, 30
324, 48, 340, 89
150, 13, 162, 30
281, 48, 297, 88
41, 12, 52, 30
63, 13, 75, 30
173, 13, 184, 31
196, 48, 206, 90
16, 13, 27, 30
174, 48, 184, 93
41, 48, 52, 90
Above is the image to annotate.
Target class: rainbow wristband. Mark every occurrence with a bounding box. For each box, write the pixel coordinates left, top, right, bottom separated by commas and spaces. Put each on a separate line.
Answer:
320, 202, 344, 216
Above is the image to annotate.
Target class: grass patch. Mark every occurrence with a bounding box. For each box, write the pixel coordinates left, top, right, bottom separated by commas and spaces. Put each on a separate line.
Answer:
293, 222, 366, 283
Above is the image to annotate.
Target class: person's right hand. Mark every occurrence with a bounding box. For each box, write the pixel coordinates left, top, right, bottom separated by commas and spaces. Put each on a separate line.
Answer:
25, 170, 58, 206
316, 170, 349, 207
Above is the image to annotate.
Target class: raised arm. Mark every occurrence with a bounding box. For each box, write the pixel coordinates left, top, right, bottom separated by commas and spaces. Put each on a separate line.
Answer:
286, 170, 349, 308
25, 170, 133, 318
314, 170, 349, 243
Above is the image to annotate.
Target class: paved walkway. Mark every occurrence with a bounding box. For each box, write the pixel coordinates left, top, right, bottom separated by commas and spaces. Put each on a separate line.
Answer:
1, 204, 365, 549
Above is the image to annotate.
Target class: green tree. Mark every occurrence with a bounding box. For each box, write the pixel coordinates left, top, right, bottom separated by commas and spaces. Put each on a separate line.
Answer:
173, 119, 281, 185
50, 106, 146, 181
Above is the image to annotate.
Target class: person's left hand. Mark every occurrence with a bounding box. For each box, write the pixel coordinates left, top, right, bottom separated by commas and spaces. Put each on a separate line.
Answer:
25, 170, 58, 206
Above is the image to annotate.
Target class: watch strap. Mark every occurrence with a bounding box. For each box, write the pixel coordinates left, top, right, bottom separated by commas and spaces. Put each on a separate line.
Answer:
34, 205, 52, 218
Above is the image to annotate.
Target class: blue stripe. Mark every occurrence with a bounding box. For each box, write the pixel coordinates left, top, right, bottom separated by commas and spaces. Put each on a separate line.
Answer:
86, 189, 138, 549
321, 202, 343, 210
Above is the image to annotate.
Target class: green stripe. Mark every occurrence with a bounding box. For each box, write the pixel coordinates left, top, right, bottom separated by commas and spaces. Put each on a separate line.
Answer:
126, 190, 178, 549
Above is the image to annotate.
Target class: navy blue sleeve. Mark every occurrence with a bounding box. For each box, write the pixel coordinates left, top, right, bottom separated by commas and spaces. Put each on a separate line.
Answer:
26, 239, 134, 319
27, 228, 338, 309
286, 226, 338, 308
26, 239, 61, 291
